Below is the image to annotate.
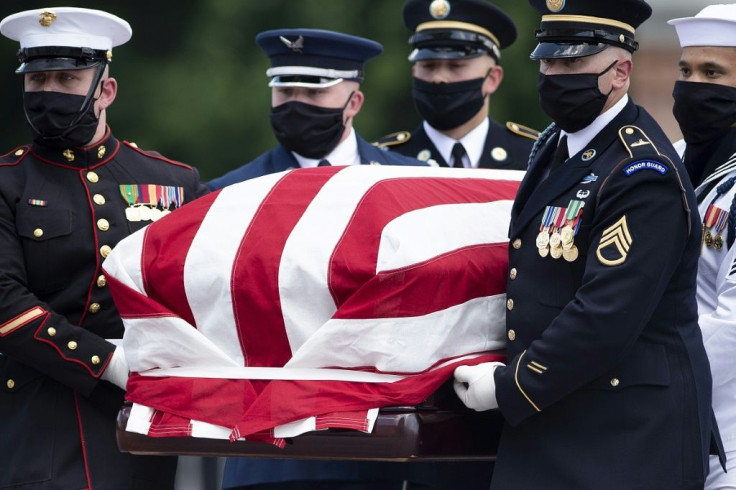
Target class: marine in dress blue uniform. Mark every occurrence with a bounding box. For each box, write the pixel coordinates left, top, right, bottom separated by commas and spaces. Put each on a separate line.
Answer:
0, 8, 208, 489
669, 6, 736, 488
209, 29, 424, 191
213, 29, 430, 490
452, 1, 724, 488
375, 0, 538, 170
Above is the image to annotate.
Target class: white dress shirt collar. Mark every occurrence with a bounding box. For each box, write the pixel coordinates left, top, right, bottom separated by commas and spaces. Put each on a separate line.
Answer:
423, 117, 490, 169
292, 127, 360, 168
561, 94, 629, 158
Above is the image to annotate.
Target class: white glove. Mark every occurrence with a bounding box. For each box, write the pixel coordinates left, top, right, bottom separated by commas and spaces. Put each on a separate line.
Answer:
453, 362, 504, 411
101, 346, 129, 390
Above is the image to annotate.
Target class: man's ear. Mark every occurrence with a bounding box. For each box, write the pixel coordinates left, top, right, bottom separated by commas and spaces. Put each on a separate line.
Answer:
612, 59, 632, 90
97, 76, 117, 111
344, 89, 364, 120
483, 65, 504, 97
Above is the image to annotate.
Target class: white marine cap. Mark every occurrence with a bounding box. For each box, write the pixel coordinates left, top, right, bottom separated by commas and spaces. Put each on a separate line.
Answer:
0, 7, 132, 73
669, 4, 736, 48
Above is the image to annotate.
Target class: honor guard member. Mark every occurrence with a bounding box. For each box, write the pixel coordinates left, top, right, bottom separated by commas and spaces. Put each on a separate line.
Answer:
0, 7, 208, 489
216, 28, 430, 490
208, 29, 424, 191
375, 0, 538, 170
452, 1, 725, 488
670, 5, 736, 488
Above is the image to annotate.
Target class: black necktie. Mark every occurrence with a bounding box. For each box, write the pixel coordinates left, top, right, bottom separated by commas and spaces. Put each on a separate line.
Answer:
550, 135, 569, 172
450, 142, 467, 168
317, 159, 331, 167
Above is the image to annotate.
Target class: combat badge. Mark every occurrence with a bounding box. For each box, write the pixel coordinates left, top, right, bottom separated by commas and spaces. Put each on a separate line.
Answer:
596, 215, 632, 266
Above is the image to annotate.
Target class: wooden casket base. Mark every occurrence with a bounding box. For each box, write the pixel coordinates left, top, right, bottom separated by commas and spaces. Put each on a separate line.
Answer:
116, 404, 502, 462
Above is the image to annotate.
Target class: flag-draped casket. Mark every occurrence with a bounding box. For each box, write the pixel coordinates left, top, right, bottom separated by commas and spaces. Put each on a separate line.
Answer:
103, 165, 522, 446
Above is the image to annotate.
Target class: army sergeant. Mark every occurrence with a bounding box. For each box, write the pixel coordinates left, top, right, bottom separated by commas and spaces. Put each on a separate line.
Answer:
378, 0, 538, 170
0, 7, 208, 489
453, 0, 723, 488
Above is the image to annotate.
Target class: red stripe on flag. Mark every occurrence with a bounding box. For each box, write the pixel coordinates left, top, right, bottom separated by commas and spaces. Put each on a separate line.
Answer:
328, 177, 519, 308
232, 167, 342, 367
104, 273, 180, 318
140, 191, 219, 326
333, 243, 508, 320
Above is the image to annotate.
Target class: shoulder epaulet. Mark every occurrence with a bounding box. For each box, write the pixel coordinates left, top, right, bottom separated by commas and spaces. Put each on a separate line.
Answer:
122, 140, 195, 171
618, 125, 661, 158
0, 146, 29, 165
506, 121, 540, 141
373, 131, 411, 149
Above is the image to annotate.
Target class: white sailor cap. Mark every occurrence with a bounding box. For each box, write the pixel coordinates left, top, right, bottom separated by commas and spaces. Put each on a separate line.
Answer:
0, 7, 132, 73
669, 4, 736, 48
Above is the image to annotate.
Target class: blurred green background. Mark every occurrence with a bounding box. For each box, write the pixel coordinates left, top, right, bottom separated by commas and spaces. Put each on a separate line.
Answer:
0, 1, 549, 180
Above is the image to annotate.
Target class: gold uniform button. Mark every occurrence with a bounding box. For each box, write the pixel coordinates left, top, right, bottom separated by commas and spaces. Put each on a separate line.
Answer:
88, 303, 101, 314
14, 149, 24, 156
67, 341, 78, 350
86, 171, 99, 183
508, 329, 516, 341
6, 379, 15, 389
47, 327, 57, 337
91, 355, 101, 365
610, 378, 620, 387
100, 245, 112, 258
507, 299, 514, 311
97, 275, 107, 288
509, 268, 518, 280
625, 128, 635, 135
93, 194, 106, 205
512, 238, 522, 249
97, 219, 110, 231
33, 228, 44, 238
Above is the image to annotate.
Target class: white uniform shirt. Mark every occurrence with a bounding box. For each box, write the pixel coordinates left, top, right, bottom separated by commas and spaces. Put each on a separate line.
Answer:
695, 153, 736, 452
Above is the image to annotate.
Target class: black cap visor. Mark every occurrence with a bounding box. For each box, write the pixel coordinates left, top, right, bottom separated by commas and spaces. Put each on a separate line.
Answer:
409, 46, 488, 62
408, 29, 498, 62
17, 57, 103, 74
530, 42, 608, 60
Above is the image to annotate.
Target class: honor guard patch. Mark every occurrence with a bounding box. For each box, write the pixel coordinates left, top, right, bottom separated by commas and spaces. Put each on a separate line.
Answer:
597, 215, 632, 266
623, 160, 668, 177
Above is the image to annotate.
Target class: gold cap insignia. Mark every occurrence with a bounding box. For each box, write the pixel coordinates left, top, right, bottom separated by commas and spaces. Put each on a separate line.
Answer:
429, 0, 451, 20
106, 50, 113, 61
39, 10, 57, 27
545, 0, 565, 13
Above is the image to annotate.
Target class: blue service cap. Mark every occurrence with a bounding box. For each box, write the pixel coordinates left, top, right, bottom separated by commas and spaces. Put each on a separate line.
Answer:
0, 7, 131, 74
256, 28, 383, 88
528, 0, 652, 60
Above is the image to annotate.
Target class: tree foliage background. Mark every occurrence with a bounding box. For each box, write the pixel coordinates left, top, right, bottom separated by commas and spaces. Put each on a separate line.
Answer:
0, 1, 549, 180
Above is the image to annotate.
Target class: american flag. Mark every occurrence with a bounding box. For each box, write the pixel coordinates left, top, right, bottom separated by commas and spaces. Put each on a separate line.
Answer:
103, 165, 521, 445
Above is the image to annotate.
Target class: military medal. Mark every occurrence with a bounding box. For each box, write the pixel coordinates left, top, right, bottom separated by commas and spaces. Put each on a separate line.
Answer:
703, 204, 728, 251
537, 206, 554, 256
550, 244, 563, 259
548, 207, 565, 249
563, 245, 579, 262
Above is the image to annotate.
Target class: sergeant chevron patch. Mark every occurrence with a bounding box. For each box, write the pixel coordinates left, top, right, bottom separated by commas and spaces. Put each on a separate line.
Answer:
597, 215, 632, 266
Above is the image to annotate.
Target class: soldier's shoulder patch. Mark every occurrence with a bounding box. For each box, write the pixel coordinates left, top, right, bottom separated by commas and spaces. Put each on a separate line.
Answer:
506, 121, 540, 141
0, 146, 29, 165
597, 215, 633, 266
622, 159, 669, 177
618, 125, 661, 158
373, 131, 411, 149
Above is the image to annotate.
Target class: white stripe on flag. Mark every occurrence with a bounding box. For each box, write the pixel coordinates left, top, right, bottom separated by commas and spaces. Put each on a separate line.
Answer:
185, 172, 286, 365
138, 365, 405, 382
287, 295, 506, 372
376, 200, 513, 273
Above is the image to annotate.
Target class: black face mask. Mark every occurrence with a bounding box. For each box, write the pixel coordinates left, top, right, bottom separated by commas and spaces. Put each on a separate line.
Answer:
270, 93, 352, 159
537, 60, 617, 133
24, 91, 100, 149
412, 76, 487, 130
673, 80, 736, 145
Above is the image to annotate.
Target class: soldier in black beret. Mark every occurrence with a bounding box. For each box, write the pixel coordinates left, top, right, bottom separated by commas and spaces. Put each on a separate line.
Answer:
377, 0, 539, 170
0, 7, 208, 489
452, 0, 725, 488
